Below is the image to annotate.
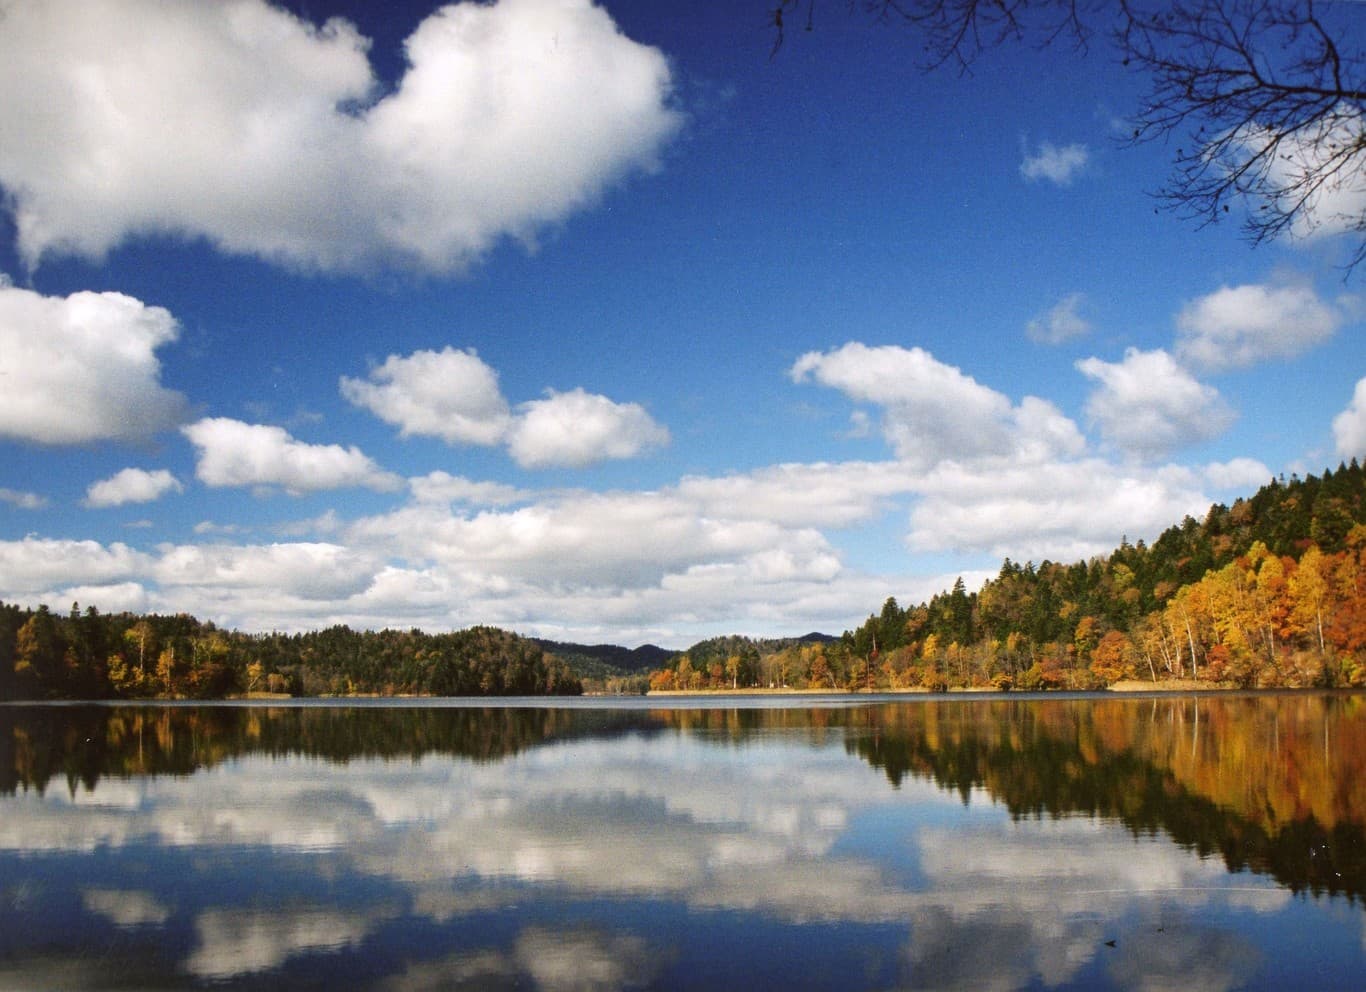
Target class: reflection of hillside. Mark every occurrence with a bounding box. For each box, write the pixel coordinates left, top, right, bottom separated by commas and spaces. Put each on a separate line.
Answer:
0, 705, 662, 797
3, 695, 1363, 902
646, 695, 1366, 903
839, 695, 1366, 904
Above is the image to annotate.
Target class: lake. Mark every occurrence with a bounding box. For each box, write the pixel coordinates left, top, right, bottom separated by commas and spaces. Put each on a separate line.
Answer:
1, 692, 1363, 990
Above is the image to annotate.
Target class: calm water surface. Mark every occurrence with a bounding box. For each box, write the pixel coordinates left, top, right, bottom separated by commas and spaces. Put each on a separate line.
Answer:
1, 693, 1364, 990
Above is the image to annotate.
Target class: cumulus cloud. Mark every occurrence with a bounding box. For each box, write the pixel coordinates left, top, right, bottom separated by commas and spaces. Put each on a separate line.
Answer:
182, 418, 401, 495
1204, 457, 1272, 490
0, 487, 47, 510
345, 489, 829, 590
786, 343, 1231, 561
1020, 141, 1089, 186
676, 461, 916, 529
1175, 283, 1343, 371
790, 343, 1083, 469
339, 348, 511, 446
84, 468, 183, 508
409, 472, 530, 507
1077, 348, 1234, 459
0, 281, 188, 444
1231, 107, 1366, 246
1026, 292, 1092, 344
507, 388, 669, 468
344, 349, 668, 469
907, 460, 1210, 561
56, 582, 150, 615
154, 542, 379, 601
0, 537, 148, 598
0, 0, 680, 273
1333, 377, 1366, 459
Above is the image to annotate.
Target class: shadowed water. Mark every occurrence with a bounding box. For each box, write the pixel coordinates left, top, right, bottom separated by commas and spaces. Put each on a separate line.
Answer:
1, 692, 1363, 989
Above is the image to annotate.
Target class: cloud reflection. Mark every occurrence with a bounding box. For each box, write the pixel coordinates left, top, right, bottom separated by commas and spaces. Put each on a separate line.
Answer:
187, 905, 389, 980
81, 888, 170, 928
380, 927, 664, 992
0, 725, 1331, 988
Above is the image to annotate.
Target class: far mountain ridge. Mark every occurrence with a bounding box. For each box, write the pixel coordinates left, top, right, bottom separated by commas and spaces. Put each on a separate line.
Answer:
531, 640, 676, 675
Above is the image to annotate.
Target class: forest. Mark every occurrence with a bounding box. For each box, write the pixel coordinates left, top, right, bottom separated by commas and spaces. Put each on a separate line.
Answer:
648, 461, 1366, 693
4, 460, 1364, 701
0, 609, 582, 700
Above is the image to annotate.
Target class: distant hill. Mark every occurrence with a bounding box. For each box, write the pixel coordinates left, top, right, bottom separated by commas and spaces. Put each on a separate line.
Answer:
668, 631, 836, 664
535, 633, 838, 687
532, 639, 675, 679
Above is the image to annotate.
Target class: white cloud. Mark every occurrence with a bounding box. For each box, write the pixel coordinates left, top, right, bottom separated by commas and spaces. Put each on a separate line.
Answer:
1204, 457, 1272, 490
1020, 141, 1089, 186
790, 343, 1082, 469
1175, 283, 1342, 371
331, 478, 903, 641
1012, 396, 1088, 463
907, 460, 1211, 561
844, 409, 873, 439
84, 468, 183, 508
507, 388, 669, 468
0, 281, 187, 444
55, 582, 150, 615
273, 510, 344, 539
0, 487, 47, 510
0, 538, 148, 598
409, 471, 530, 507
0, 433, 1229, 639
182, 417, 401, 495
676, 461, 915, 528
1231, 105, 1366, 246
1333, 377, 1366, 459
1026, 292, 1091, 344
346, 489, 821, 589
339, 348, 511, 446
0, 0, 680, 274
791, 343, 1012, 467
1076, 348, 1234, 459
785, 343, 1228, 562
154, 542, 378, 601
193, 521, 250, 537
344, 349, 669, 469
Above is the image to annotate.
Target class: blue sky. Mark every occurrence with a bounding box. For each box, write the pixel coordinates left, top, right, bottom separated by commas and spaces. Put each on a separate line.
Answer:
0, 0, 1362, 647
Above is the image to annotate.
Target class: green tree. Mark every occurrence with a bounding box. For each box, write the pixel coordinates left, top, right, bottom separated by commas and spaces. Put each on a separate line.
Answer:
14, 606, 62, 697
0, 604, 16, 700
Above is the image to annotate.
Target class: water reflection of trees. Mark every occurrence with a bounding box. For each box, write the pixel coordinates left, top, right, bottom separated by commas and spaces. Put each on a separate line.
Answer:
838, 694, 1366, 904
0, 705, 661, 798
2, 694, 1363, 900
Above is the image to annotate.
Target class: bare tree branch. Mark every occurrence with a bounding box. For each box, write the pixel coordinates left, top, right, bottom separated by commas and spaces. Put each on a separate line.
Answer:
769, 0, 1366, 271
1119, 0, 1366, 270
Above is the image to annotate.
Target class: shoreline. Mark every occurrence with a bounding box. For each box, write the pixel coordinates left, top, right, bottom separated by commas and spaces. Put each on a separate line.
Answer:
646, 679, 1266, 697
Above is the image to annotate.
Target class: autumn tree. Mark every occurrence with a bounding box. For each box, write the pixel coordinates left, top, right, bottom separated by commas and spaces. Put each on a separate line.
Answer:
1289, 544, 1333, 656
123, 620, 158, 686
1089, 630, 1137, 684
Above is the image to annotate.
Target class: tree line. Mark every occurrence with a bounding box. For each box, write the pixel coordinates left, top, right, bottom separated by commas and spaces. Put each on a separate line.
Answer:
649, 460, 1366, 692
0, 609, 582, 700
